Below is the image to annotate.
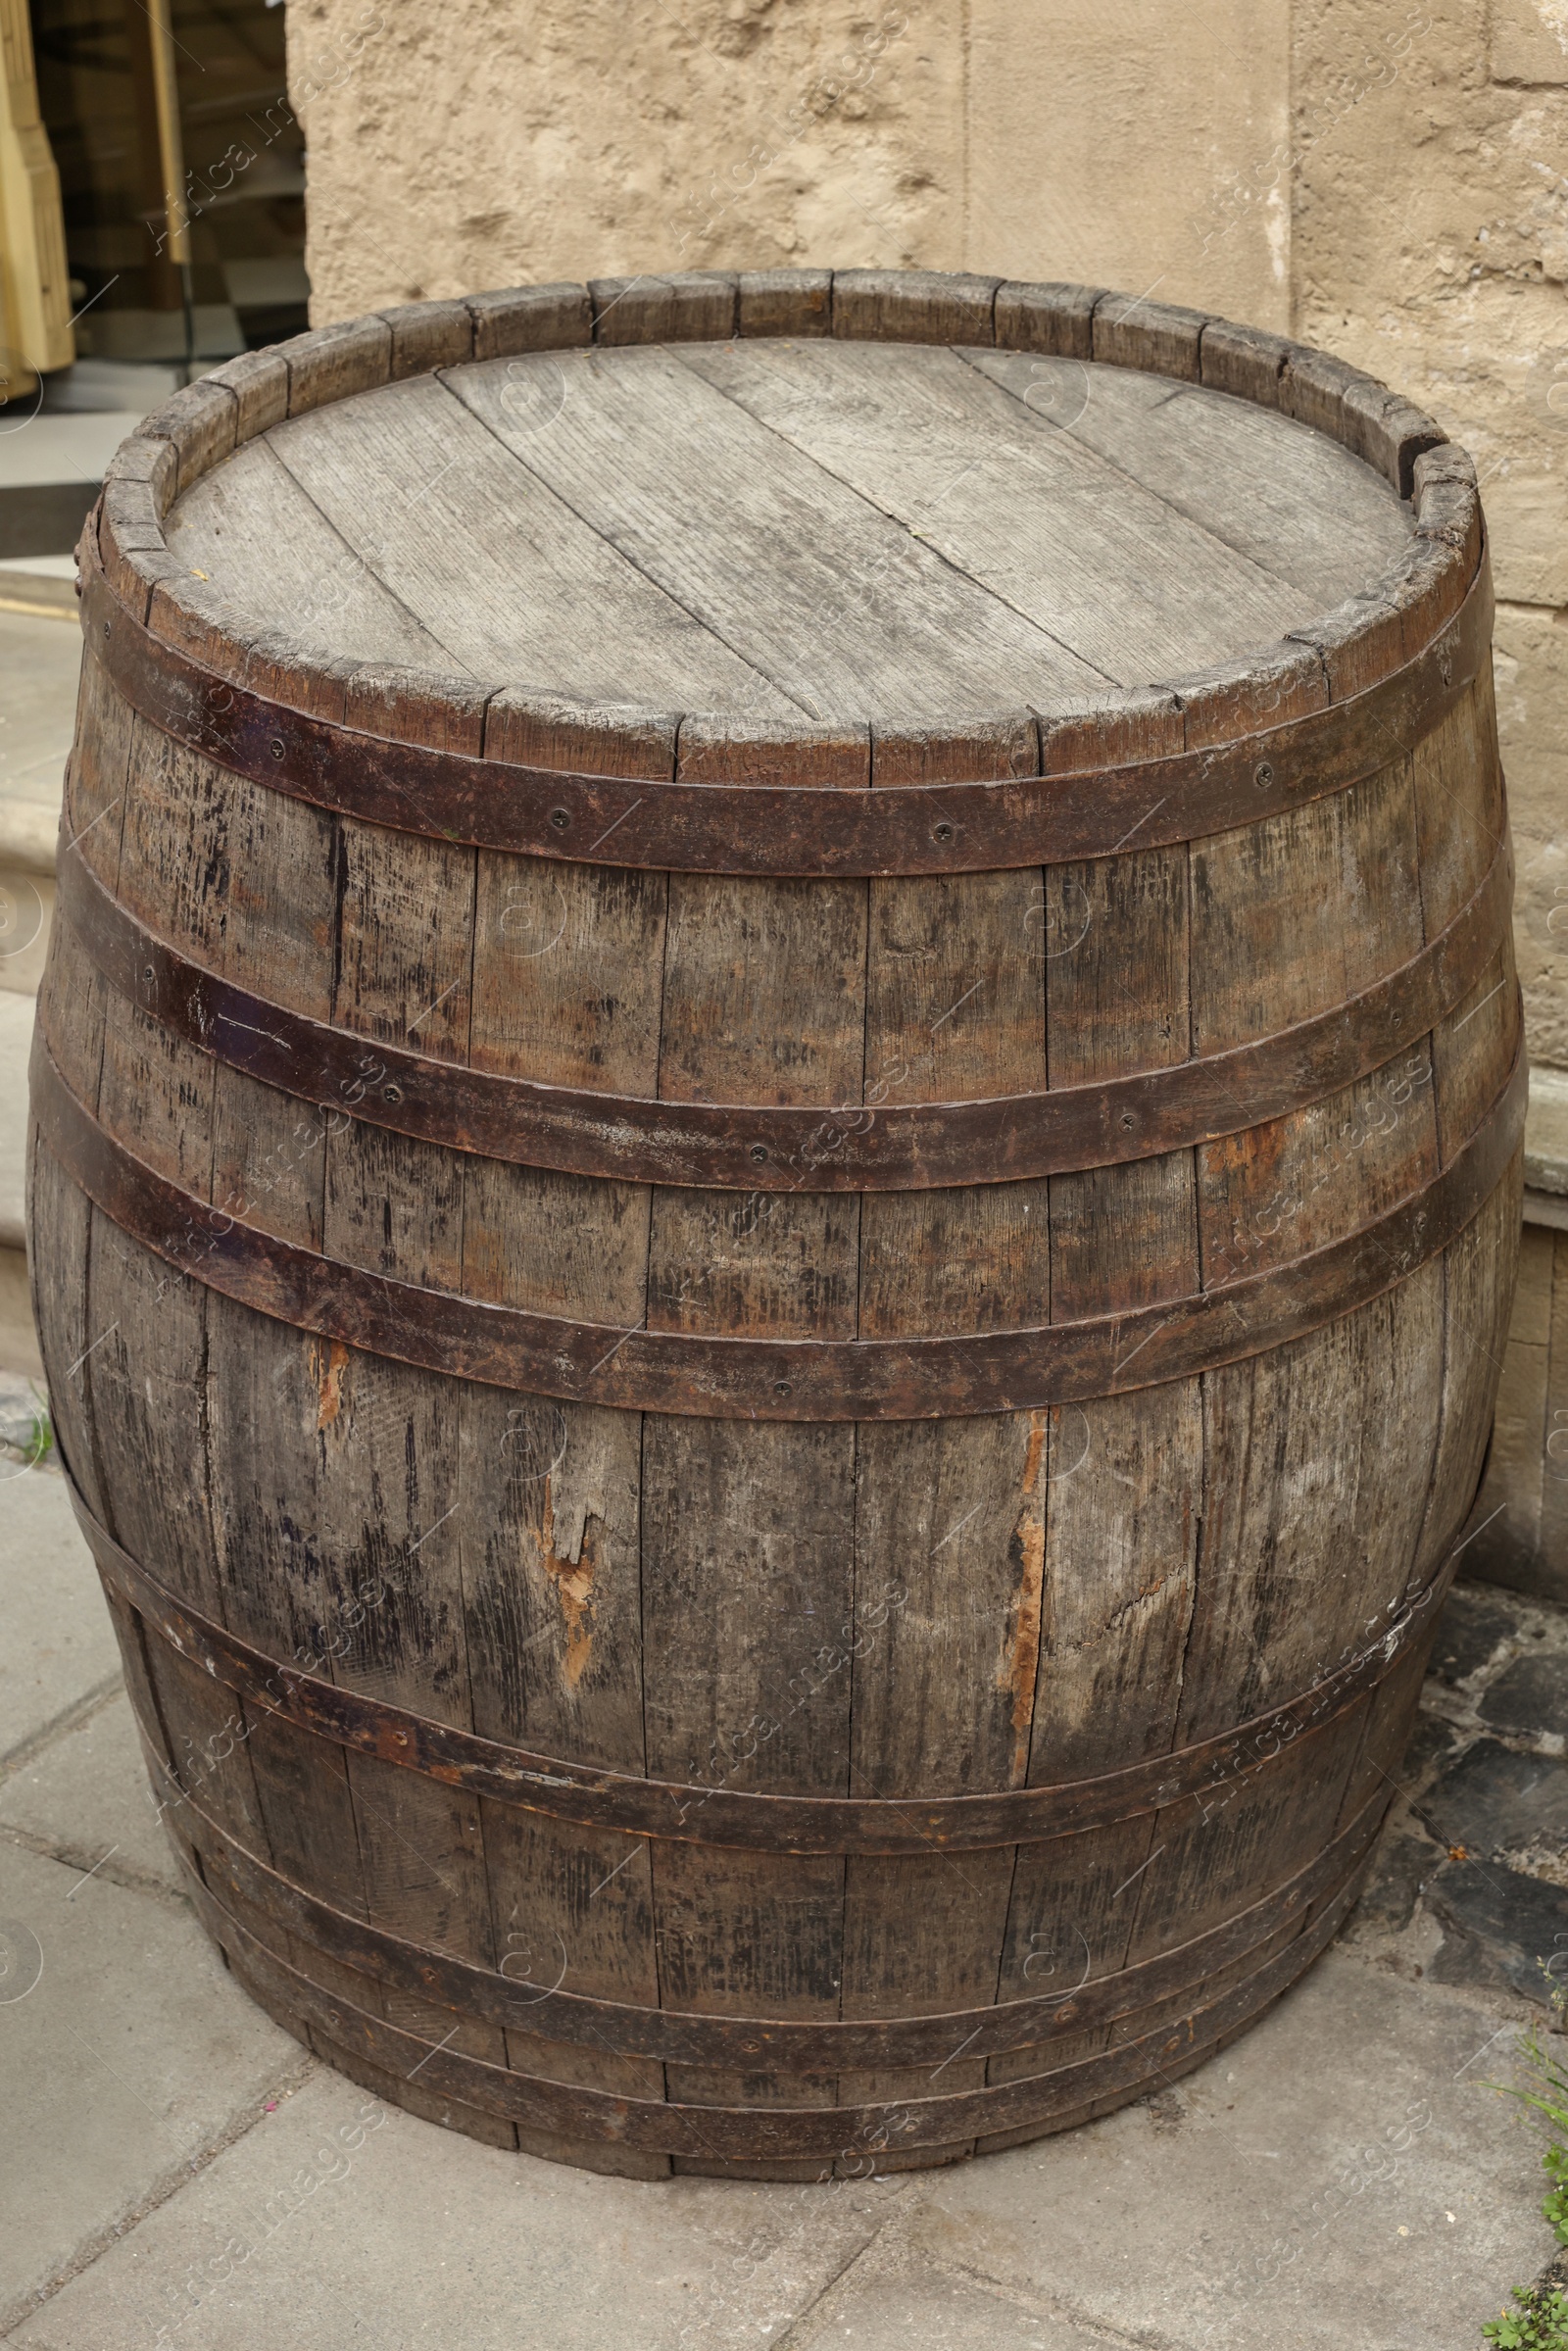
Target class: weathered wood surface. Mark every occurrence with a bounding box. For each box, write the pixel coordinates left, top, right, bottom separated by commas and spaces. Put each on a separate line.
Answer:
32, 277, 1516, 2177
162, 332, 1412, 725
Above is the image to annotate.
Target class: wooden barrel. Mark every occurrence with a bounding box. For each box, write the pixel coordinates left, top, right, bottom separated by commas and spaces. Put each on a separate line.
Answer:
29, 269, 1522, 2179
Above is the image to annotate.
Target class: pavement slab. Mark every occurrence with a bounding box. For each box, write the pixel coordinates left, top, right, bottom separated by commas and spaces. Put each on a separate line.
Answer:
1480, 1649, 1568, 1737
889, 1953, 1555, 2351
0, 1840, 301, 2334
0, 1470, 122, 1767
0, 1688, 182, 1899
4, 2065, 902, 2351
786, 2238, 1120, 2349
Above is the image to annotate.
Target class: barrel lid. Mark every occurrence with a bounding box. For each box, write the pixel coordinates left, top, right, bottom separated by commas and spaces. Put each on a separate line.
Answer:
95, 271, 1481, 833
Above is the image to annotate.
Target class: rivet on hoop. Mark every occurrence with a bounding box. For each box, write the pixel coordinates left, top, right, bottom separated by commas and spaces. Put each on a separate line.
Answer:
1253, 759, 1275, 789
549, 806, 571, 831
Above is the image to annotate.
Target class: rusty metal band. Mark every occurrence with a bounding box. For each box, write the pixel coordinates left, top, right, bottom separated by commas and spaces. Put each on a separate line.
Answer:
182, 1857, 1362, 2154
30, 1021, 1528, 1421
151, 1754, 1385, 2069
81, 526, 1492, 878
70, 1464, 1452, 1854
56, 825, 1514, 1195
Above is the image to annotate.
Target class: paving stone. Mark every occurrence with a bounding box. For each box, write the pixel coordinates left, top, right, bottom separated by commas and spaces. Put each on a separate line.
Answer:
0, 1470, 121, 1764
1426, 1859, 1568, 2004
1423, 1739, 1568, 1860
891, 1952, 1555, 2351
1431, 1585, 1527, 1687
7, 2064, 899, 2351
788, 2242, 1116, 2348
0, 1840, 299, 2332
1480, 1650, 1568, 1737
1343, 1826, 1445, 1941
0, 1689, 180, 1898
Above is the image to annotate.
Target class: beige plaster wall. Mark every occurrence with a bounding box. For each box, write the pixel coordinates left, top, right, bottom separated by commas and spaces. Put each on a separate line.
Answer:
1292, 0, 1568, 1068
965, 0, 1294, 329
285, 0, 1299, 332
283, 1, 965, 312
286, 0, 1565, 1062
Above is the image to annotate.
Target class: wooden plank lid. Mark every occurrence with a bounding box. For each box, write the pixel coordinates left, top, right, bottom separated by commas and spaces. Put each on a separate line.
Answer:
94, 271, 1477, 839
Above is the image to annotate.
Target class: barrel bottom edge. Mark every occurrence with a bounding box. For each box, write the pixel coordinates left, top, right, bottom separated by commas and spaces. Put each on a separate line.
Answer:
216, 1926, 1337, 2181
225, 1945, 680, 2175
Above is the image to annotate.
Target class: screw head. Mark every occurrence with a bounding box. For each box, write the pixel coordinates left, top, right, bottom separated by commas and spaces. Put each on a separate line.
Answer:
773, 1380, 792, 1398
382, 1084, 404, 1104
1253, 759, 1275, 789
1119, 1110, 1135, 1131
270, 737, 285, 759
749, 1143, 767, 1163
932, 820, 956, 845
102, 619, 111, 637
549, 806, 571, 831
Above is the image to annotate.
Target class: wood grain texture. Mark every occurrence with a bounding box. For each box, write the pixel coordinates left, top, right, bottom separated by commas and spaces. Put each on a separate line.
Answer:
679, 339, 1309, 689
647, 717, 863, 2174
738, 269, 831, 338
446, 346, 1108, 719
262, 373, 794, 710
960, 345, 1408, 614
994, 280, 1102, 361
157, 320, 1430, 729
831, 268, 999, 343
163, 438, 458, 679
1092, 296, 1206, 381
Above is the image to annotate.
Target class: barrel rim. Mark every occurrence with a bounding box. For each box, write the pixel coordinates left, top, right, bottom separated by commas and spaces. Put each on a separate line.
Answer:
90, 269, 1480, 782
74, 513, 1492, 877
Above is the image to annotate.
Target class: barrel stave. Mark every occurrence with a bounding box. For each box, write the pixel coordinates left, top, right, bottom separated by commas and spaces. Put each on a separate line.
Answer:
642, 725, 860, 2177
